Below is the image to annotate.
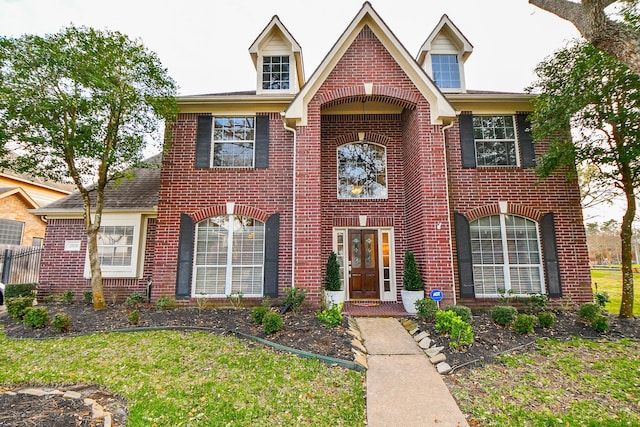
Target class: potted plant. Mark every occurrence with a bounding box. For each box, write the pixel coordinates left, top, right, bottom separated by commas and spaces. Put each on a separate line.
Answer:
401, 251, 424, 314
324, 251, 344, 309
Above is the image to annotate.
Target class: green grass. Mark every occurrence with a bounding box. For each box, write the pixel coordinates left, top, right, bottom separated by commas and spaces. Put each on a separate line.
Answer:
591, 268, 640, 316
0, 328, 365, 426
449, 338, 640, 426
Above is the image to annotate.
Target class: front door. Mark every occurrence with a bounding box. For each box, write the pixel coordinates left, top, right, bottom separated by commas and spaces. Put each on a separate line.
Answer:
348, 229, 380, 299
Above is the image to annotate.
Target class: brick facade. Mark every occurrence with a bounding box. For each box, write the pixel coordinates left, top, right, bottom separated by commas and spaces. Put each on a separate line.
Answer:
0, 193, 45, 246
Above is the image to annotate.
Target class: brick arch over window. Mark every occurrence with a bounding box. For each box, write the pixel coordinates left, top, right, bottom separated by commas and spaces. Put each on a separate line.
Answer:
191, 205, 271, 224
319, 90, 418, 111
463, 202, 544, 223
330, 132, 390, 147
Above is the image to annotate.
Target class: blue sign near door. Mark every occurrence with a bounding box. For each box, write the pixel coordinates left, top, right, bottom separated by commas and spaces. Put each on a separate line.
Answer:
430, 289, 443, 302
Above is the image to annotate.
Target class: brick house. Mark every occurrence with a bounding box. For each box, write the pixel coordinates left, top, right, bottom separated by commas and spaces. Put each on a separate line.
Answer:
37, 3, 592, 308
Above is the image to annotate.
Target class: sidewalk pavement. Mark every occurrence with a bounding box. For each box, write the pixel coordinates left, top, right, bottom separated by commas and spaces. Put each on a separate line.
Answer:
355, 317, 469, 427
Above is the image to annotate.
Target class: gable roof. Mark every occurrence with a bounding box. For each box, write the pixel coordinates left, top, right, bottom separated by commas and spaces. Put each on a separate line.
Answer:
0, 186, 39, 209
33, 167, 160, 216
417, 14, 473, 66
284, 2, 456, 127
249, 15, 305, 90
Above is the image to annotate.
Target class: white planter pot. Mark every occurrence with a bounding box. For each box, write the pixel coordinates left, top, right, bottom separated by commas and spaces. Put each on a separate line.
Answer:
401, 289, 424, 314
324, 290, 345, 309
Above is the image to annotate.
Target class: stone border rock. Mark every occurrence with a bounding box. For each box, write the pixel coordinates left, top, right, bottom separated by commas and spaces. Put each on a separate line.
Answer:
401, 319, 452, 374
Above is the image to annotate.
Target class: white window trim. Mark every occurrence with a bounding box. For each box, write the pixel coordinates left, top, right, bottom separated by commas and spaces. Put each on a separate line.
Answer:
84, 213, 144, 279
257, 54, 295, 95
426, 52, 466, 93
192, 215, 265, 298
473, 115, 520, 168
472, 214, 546, 298
210, 116, 256, 168
336, 141, 388, 200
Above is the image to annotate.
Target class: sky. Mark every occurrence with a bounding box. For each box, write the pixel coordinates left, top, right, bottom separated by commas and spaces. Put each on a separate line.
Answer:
0, 0, 582, 96
1, 0, 623, 221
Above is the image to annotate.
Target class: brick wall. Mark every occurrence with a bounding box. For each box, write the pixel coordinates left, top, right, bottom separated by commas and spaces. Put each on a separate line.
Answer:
38, 217, 156, 302
446, 118, 592, 307
0, 193, 45, 245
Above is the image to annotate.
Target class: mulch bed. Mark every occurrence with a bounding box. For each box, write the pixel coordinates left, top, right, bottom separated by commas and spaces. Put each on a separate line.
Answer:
1, 302, 639, 426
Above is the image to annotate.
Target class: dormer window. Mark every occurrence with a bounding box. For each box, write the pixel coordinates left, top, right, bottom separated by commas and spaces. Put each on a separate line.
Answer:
262, 55, 290, 90
431, 54, 460, 89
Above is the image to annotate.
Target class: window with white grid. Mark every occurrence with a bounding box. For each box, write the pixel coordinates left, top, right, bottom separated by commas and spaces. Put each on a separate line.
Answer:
470, 214, 544, 296
193, 215, 265, 297
0, 219, 23, 245
473, 115, 518, 166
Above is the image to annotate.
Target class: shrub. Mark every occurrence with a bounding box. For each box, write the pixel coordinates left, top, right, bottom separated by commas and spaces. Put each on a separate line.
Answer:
155, 296, 177, 310
403, 251, 423, 291
83, 291, 93, 304
435, 310, 458, 334
317, 303, 343, 328
513, 314, 537, 334
262, 311, 283, 334
591, 314, 610, 333
251, 306, 269, 325
523, 293, 548, 314
491, 305, 518, 326
443, 304, 472, 324
128, 309, 140, 325
537, 311, 556, 329
125, 292, 145, 308
435, 310, 473, 350
594, 291, 610, 308
415, 298, 438, 322
324, 251, 342, 291
5, 283, 37, 299
283, 287, 306, 314
578, 303, 602, 324
6, 296, 35, 321
226, 292, 244, 309
23, 307, 49, 329
62, 290, 75, 304
51, 312, 72, 332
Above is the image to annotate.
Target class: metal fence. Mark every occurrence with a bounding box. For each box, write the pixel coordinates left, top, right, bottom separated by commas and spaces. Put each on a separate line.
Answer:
0, 245, 43, 284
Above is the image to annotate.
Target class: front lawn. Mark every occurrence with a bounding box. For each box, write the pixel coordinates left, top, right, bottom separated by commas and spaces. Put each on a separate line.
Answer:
446, 337, 640, 426
0, 328, 365, 426
591, 268, 640, 316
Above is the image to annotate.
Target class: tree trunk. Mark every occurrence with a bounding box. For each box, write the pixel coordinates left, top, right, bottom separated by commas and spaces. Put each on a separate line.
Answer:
86, 225, 106, 309
619, 169, 636, 319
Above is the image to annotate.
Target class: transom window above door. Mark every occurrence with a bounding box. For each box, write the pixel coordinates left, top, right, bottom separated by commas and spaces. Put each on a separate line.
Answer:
337, 142, 387, 199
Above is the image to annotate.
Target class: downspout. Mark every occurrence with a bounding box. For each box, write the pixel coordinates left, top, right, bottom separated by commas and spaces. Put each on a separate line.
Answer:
441, 120, 458, 305
281, 112, 297, 289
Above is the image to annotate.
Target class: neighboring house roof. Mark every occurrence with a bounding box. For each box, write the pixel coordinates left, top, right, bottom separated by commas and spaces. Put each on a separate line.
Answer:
0, 187, 39, 209
0, 170, 75, 194
284, 2, 457, 127
33, 167, 160, 216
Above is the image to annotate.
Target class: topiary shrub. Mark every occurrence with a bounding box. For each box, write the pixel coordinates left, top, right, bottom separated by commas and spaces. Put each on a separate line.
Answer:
251, 305, 269, 325
403, 251, 423, 291
537, 311, 556, 329
324, 251, 342, 291
578, 303, 602, 324
443, 304, 472, 324
513, 314, 537, 334
591, 314, 610, 333
6, 296, 35, 321
415, 298, 438, 322
491, 305, 518, 326
594, 291, 610, 308
23, 306, 49, 329
51, 312, 72, 332
262, 311, 283, 334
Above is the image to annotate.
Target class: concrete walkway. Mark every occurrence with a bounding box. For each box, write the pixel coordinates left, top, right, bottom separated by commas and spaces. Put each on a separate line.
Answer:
355, 317, 469, 427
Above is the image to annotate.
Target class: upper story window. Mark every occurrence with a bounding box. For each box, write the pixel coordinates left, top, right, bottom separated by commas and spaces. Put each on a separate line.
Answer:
0, 219, 23, 245
473, 115, 518, 166
432, 54, 460, 89
262, 55, 290, 90
337, 142, 387, 199
470, 214, 543, 297
213, 117, 255, 167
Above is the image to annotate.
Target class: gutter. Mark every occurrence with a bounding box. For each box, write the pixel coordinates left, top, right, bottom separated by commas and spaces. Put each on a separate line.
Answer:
441, 120, 457, 306
281, 113, 297, 289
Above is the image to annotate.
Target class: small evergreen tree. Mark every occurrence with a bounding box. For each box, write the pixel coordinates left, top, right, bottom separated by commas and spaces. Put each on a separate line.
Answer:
324, 251, 342, 291
403, 251, 423, 291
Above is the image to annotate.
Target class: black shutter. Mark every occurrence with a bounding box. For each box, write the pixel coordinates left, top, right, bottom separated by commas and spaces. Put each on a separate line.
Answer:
517, 113, 536, 167
175, 213, 195, 298
459, 114, 476, 168
455, 212, 475, 298
195, 115, 212, 168
255, 115, 270, 168
263, 213, 280, 297
541, 213, 562, 298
